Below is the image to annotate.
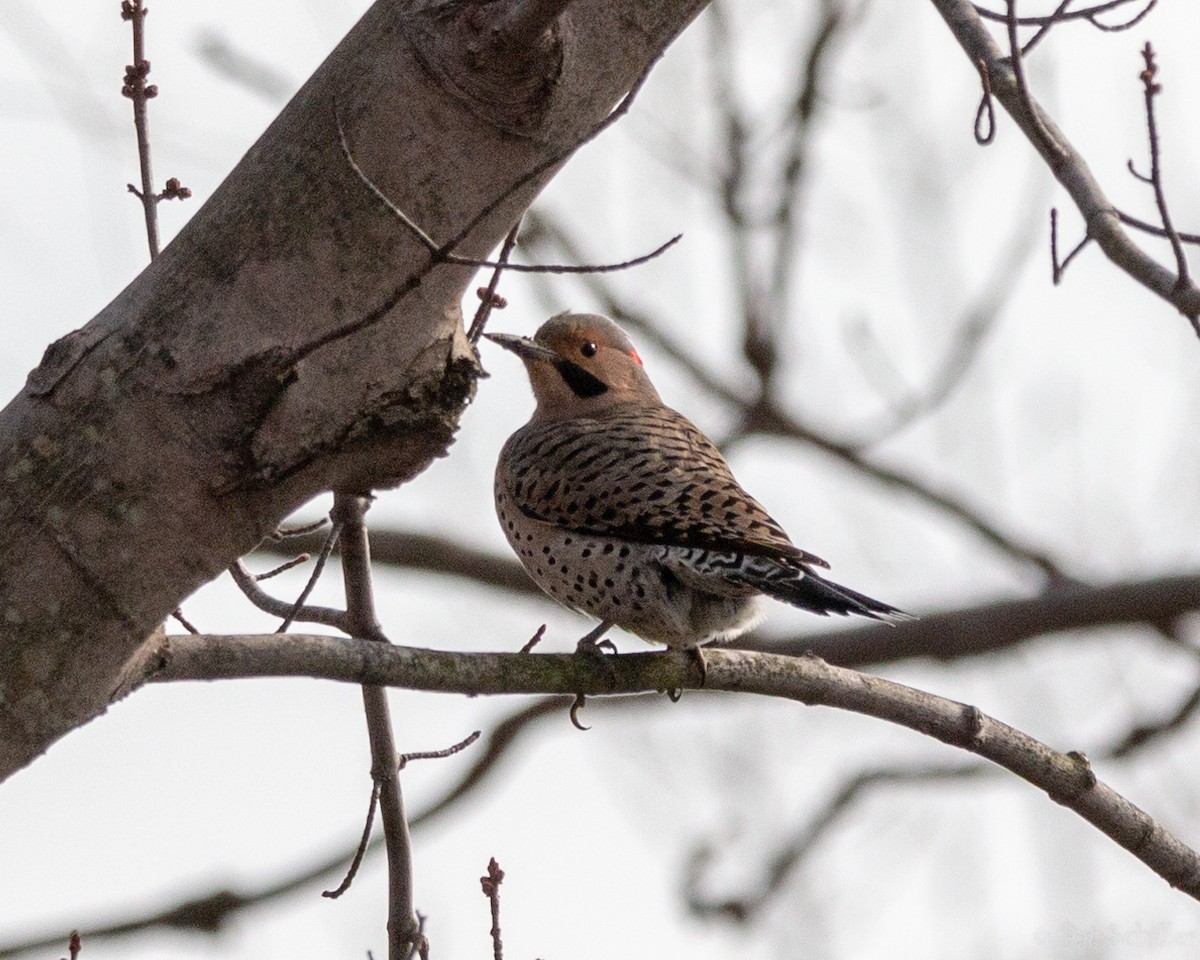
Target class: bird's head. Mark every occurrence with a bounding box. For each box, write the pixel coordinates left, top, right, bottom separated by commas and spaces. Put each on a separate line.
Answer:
485, 312, 661, 419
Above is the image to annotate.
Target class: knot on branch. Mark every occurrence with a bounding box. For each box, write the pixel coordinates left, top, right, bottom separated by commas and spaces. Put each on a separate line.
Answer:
403, 0, 566, 136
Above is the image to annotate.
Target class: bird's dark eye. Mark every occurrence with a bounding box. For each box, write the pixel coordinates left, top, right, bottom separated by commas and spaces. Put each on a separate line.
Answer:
580, 340, 598, 358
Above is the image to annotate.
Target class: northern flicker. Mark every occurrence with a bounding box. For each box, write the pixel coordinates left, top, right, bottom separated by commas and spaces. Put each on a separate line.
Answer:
486, 312, 906, 651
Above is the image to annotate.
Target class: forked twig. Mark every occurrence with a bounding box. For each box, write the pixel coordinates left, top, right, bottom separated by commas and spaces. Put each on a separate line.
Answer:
292, 60, 666, 366
1130, 43, 1189, 290
276, 519, 342, 633
228, 559, 349, 632
336, 112, 680, 276
467, 220, 522, 344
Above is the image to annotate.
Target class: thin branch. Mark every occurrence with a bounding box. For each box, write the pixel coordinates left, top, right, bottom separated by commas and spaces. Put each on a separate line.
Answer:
228, 559, 349, 632
1003, 0, 1063, 158
743, 398, 1069, 580
275, 519, 342, 633
467, 221, 522, 344
323, 781, 381, 900
1051, 206, 1092, 283
1108, 679, 1200, 759
973, 0, 1154, 28
169, 608, 200, 634
847, 186, 1043, 445
479, 858, 505, 960
769, 0, 852, 320
141, 637, 1200, 900
686, 761, 987, 922
290, 60, 664, 367
336, 113, 680, 276
1133, 43, 1189, 290
398, 730, 482, 768
270, 518, 330, 540
254, 553, 311, 581
1018, 0, 1074, 57
974, 58, 996, 144
931, 0, 1200, 332
120, 0, 159, 258
1114, 211, 1200, 246
332, 493, 418, 958
119, 0, 190, 259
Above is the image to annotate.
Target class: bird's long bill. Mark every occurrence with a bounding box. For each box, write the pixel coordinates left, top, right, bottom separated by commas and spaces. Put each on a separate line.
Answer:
483, 332, 560, 364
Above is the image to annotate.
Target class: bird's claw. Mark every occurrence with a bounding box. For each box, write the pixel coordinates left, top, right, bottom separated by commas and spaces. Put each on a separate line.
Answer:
569, 693, 590, 731
575, 636, 618, 657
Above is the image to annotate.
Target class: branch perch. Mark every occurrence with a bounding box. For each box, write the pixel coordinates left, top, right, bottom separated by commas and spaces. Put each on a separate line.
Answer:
139, 636, 1200, 901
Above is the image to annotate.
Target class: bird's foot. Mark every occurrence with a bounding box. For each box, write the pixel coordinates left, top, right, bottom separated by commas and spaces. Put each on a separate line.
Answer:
575, 636, 618, 657
574, 621, 618, 691
662, 647, 707, 702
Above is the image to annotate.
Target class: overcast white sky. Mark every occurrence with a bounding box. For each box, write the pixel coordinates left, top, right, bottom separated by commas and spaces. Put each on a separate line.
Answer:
2, 2, 1200, 958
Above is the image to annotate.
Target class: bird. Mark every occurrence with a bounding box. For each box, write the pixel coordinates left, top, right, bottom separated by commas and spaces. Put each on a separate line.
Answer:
485, 312, 907, 654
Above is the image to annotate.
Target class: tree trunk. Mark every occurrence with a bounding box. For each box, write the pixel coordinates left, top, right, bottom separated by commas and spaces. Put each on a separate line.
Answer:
0, 0, 707, 782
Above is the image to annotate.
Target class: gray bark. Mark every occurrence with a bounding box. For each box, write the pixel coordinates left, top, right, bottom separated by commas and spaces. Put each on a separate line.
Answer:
0, 0, 707, 782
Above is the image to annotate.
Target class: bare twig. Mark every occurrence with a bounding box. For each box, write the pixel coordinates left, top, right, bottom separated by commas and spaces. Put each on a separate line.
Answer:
228, 559, 349, 632
685, 761, 987, 922
973, 0, 1155, 29
254, 554, 310, 581
275, 519, 342, 633
337, 113, 680, 277
333, 493, 419, 958
1132, 43, 1189, 291
1017, 0, 1074, 56
270, 518, 330, 540
323, 781, 381, 900
848, 186, 1042, 444
467, 221, 522, 344
480, 858, 505, 960
973, 58, 996, 144
292, 62, 664, 366
119, 0, 190, 259
1051, 207, 1092, 283
170, 608, 200, 634
931, 0, 1200, 332
1003, 0, 1063, 157
398, 730, 482, 769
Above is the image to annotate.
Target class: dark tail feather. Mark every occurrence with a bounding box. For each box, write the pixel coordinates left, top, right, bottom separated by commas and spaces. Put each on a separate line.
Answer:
753, 568, 911, 622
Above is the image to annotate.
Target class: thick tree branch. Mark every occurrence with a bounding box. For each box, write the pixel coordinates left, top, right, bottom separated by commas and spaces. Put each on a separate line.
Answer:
135, 637, 1200, 900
